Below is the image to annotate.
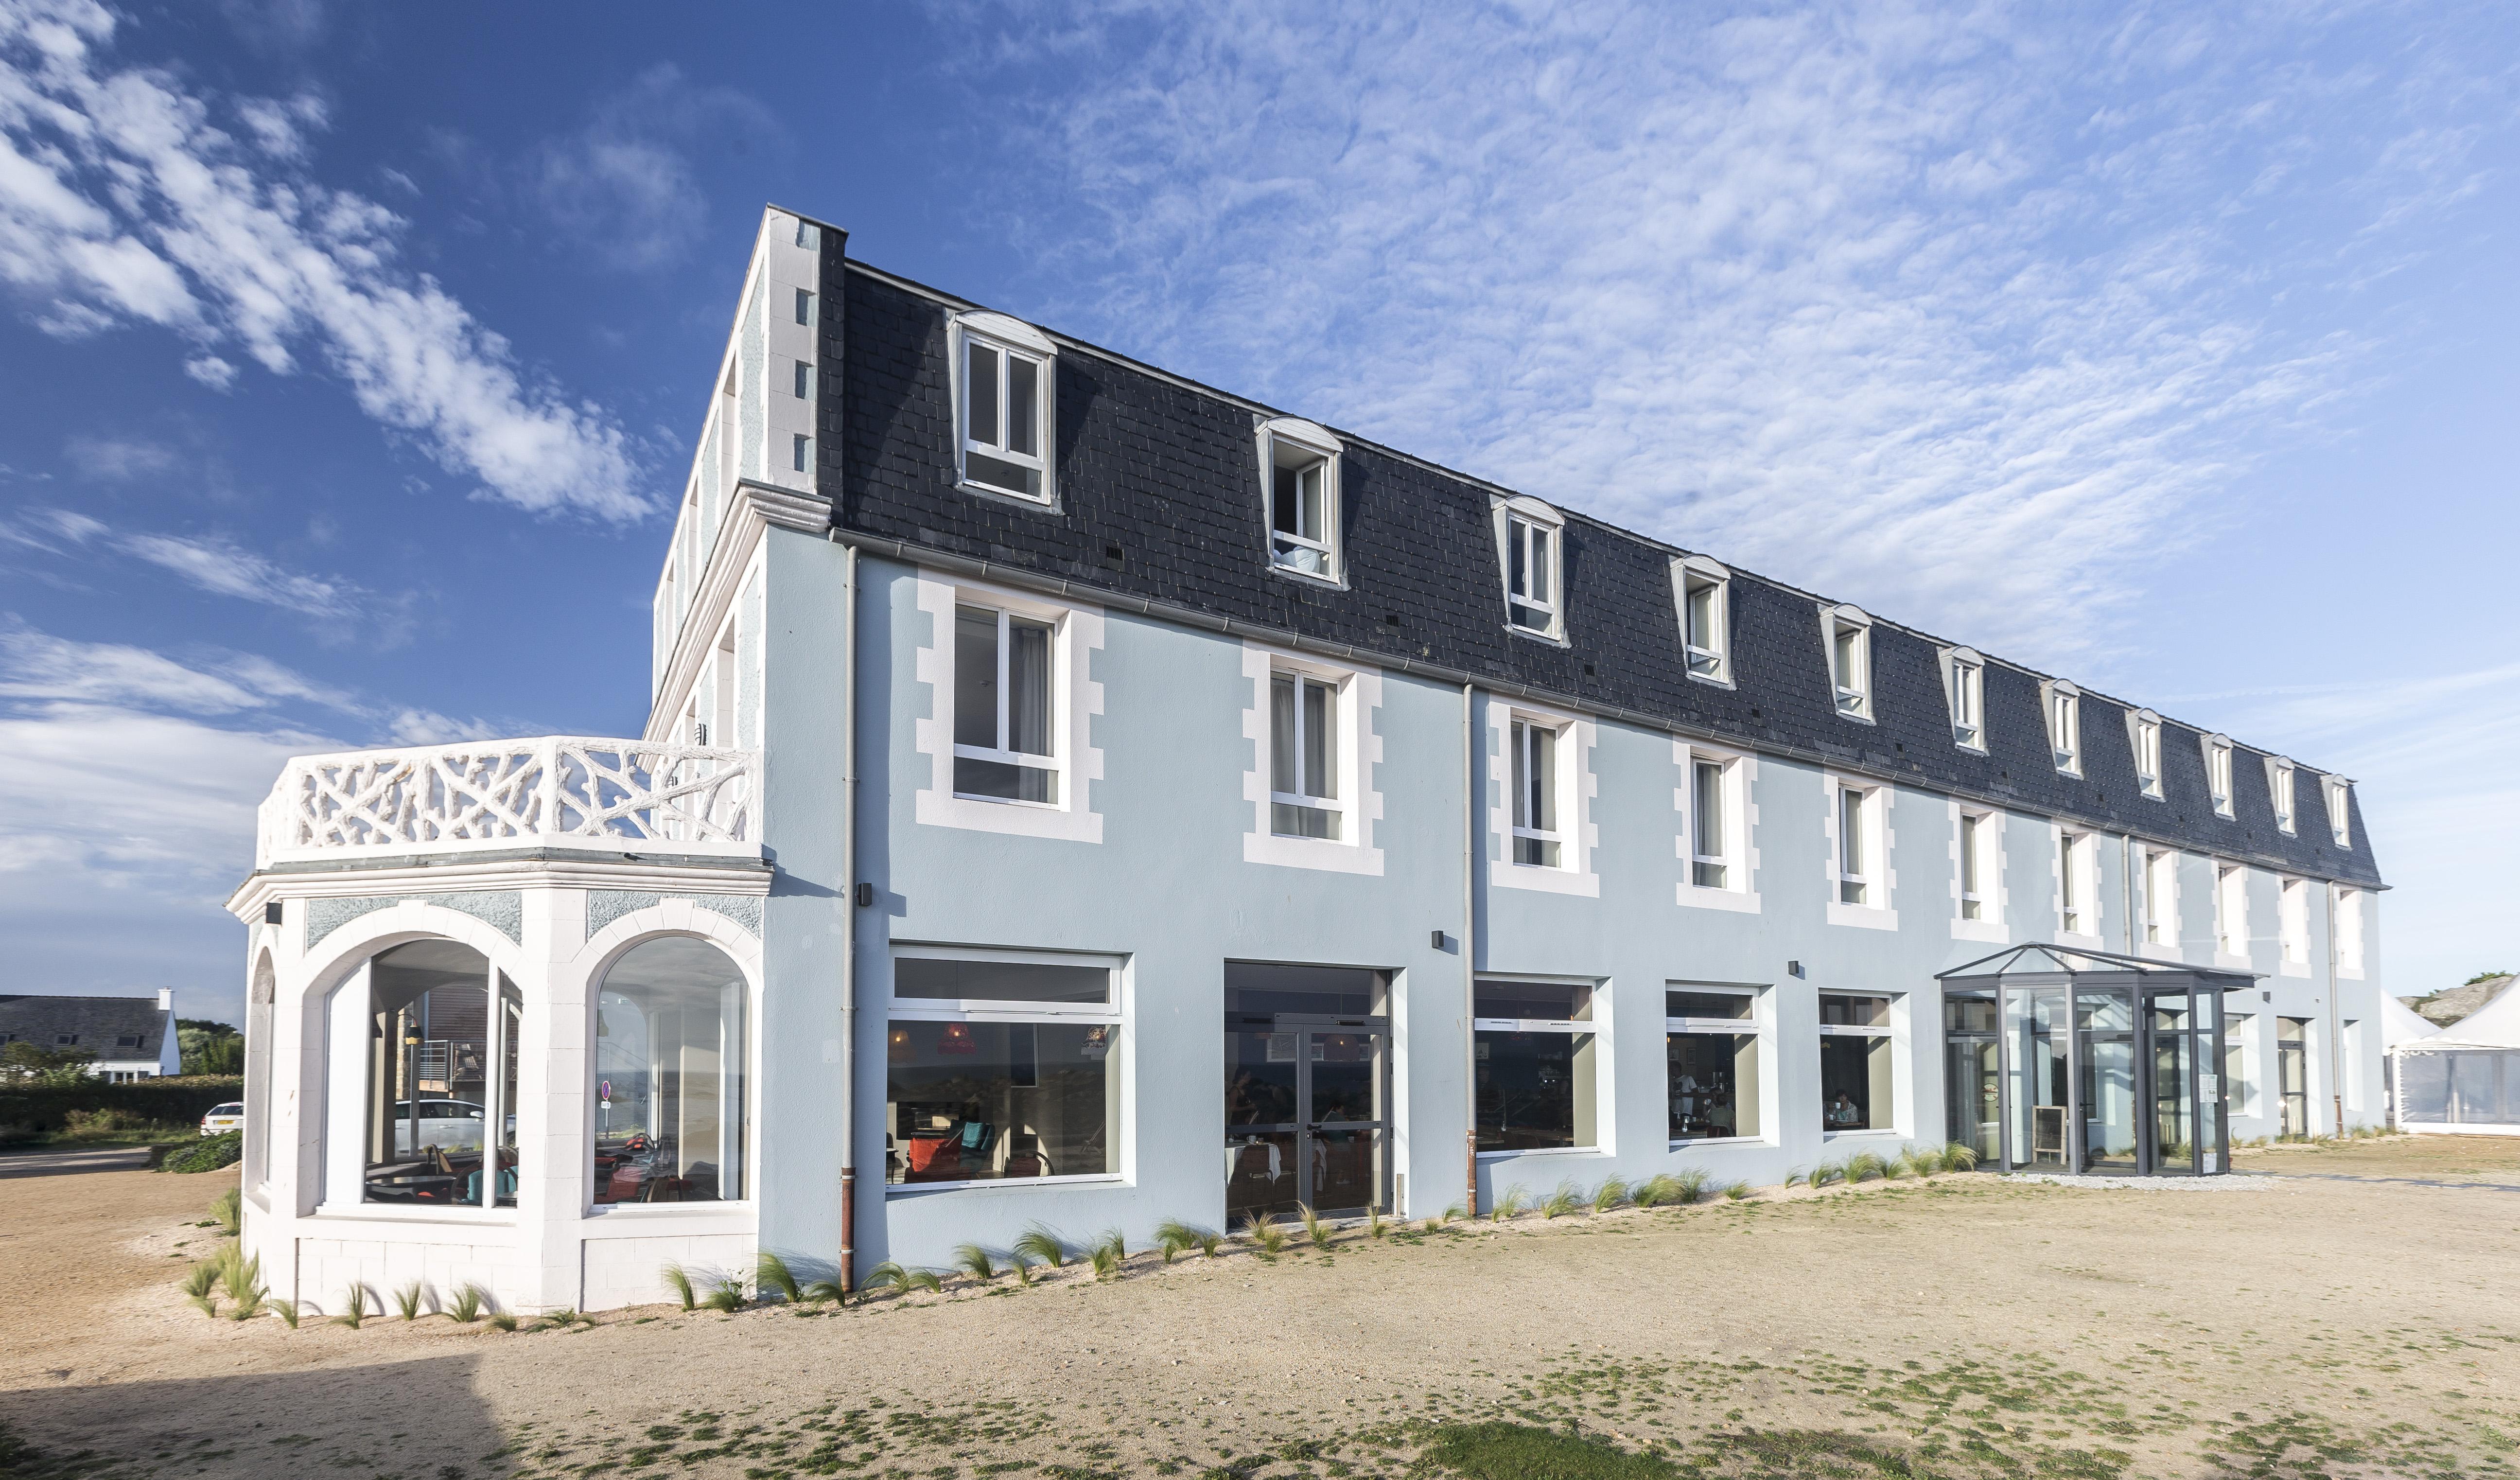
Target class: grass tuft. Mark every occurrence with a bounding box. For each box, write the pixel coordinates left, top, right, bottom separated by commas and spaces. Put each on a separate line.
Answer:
1297, 1203, 1334, 1249
1153, 1218, 1201, 1263
449, 1283, 488, 1323
1805, 1161, 1844, 1188
1009, 1251, 1038, 1286
271, 1299, 299, 1329
952, 1243, 999, 1284
1590, 1175, 1629, 1213
1491, 1185, 1530, 1222
1540, 1181, 1583, 1219
863, 1261, 945, 1297
1844, 1151, 1887, 1184
756, 1251, 804, 1304
1014, 1224, 1069, 1269
1195, 1226, 1227, 1258
1720, 1179, 1753, 1200
802, 1277, 848, 1304
1094, 1226, 1129, 1262
332, 1284, 368, 1329
1419, 1420, 1677, 1479
487, 1312, 519, 1332
535, 1307, 584, 1330
182, 1258, 221, 1319
700, 1274, 748, 1313
394, 1279, 428, 1321
662, 1263, 696, 1312
1367, 1206, 1388, 1238
1942, 1140, 1981, 1172
1242, 1211, 1290, 1255
1439, 1202, 1467, 1226
216, 1244, 265, 1321
210, 1186, 243, 1237
1089, 1241, 1124, 1281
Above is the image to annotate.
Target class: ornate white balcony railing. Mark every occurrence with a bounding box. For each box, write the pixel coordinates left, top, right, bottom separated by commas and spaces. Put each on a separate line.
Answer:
257, 737, 760, 868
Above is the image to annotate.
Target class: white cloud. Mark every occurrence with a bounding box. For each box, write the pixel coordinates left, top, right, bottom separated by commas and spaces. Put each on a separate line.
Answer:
115, 529, 361, 620
0, 0, 650, 521
0, 622, 284, 712
522, 64, 775, 273
183, 352, 235, 388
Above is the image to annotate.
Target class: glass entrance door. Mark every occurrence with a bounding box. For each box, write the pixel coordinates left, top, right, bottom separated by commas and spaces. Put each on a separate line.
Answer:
2003, 986, 2071, 1168
2077, 990, 2137, 1171
2148, 998, 2194, 1173
1223, 964, 1390, 1221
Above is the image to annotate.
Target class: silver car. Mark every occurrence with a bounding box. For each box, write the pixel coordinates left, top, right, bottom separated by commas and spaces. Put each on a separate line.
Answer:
390, 1099, 486, 1154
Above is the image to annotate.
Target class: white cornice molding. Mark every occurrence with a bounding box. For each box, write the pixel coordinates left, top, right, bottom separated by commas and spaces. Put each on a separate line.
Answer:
648, 479, 831, 742
225, 854, 774, 922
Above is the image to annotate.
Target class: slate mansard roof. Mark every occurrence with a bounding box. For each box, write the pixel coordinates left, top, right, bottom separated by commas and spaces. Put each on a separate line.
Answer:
0, 994, 171, 1060
807, 230, 2380, 891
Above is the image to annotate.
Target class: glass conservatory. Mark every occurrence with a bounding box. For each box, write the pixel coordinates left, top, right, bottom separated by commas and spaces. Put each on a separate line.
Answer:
1939, 945, 2254, 1176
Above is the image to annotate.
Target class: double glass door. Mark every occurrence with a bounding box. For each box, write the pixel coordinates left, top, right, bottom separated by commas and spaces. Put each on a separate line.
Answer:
1224, 965, 1390, 1220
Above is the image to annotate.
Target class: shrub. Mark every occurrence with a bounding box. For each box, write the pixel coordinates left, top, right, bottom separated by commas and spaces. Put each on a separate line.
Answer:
1242, 1212, 1290, 1255
951, 1243, 998, 1283
449, 1284, 488, 1323
0, 1075, 241, 1138
394, 1279, 429, 1321
1590, 1176, 1629, 1213
161, 1132, 242, 1174
756, 1252, 804, 1304
1014, 1225, 1069, 1269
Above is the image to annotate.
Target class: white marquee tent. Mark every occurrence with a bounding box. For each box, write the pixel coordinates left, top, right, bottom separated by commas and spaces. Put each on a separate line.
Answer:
2389, 982, 2520, 1134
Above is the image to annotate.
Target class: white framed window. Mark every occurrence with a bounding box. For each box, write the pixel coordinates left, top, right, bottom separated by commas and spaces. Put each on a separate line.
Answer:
1259, 418, 1341, 581
2225, 1014, 2259, 1118
1675, 740, 1756, 912
2057, 828, 2094, 937
2043, 681, 2082, 776
1818, 992, 1898, 1133
792, 361, 812, 399
1674, 556, 1731, 684
2214, 862, 2249, 960
2278, 877, 2309, 969
2324, 776, 2353, 849
1666, 985, 1765, 1143
952, 602, 1061, 806
2142, 846, 2179, 946
321, 939, 529, 1215
1942, 647, 1985, 750
885, 947, 1122, 1190
2268, 757, 2297, 834
1498, 498, 1564, 639
2338, 887, 2365, 976
793, 288, 813, 326
1822, 604, 1873, 720
2129, 710, 2163, 798
1958, 808, 1997, 924
1689, 754, 1733, 889
952, 312, 1055, 504
1510, 714, 1566, 868
791, 433, 810, 473
1474, 978, 1600, 1154
2204, 735, 2235, 817
1827, 777, 1890, 921
1269, 669, 1344, 840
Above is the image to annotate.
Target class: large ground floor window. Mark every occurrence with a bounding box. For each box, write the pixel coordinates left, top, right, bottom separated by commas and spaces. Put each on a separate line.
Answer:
1474, 978, 1598, 1152
1819, 991, 1895, 1132
594, 936, 748, 1204
887, 950, 1120, 1186
354, 939, 520, 1208
1666, 985, 1761, 1141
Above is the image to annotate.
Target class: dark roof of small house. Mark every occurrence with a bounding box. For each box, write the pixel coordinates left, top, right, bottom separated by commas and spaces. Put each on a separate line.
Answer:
0, 995, 169, 1058
819, 244, 2382, 889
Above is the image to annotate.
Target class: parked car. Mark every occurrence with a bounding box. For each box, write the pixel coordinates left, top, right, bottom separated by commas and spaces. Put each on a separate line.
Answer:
199, 1102, 244, 1135
390, 1099, 487, 1154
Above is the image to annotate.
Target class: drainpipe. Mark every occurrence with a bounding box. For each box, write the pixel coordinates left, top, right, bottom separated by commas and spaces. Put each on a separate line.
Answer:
1462, 683, 1478, 1217
2122, 834, 2137, 954
2325, 881, 2344, 1138
838, 540, 859, 1292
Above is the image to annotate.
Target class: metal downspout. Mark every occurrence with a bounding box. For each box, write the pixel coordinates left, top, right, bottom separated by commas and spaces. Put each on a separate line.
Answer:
1462, 682, 1478, 1217
839, 540, 859, 1292
2326, 881, 2344, 1137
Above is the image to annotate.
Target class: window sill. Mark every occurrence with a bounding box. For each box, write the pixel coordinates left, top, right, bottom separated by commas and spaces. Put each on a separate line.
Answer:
1683, 670, 1734, 690
1821, 1128, 1905, 1142
887, 1173, 1126, 1197
1476, 1146, 1599, 1161
1676, 882, 1760, 915
1952, 740, 1987, 756
1266, 562, 1346, 590
580, 1203, 759, 1237
1502, 622, 1569, 648
1667, 1136, 1765, 1149
955, 477, 1055, 511
1833, 708, 1876, 725
948, 790, 1065, 812
310, 1203, 524, 1230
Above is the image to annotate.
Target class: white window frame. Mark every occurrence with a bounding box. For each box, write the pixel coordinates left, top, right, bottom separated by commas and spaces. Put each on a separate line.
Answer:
2056, 827, 2098, 941
2141, 846, 2180, 950
1488, 701, 1597, 896
2277, 876, 2310, 974
1952, 802, 2006, 943
2225, 1013, 2261, 1118
1675, 740, 1757, 913
1268, 666, 1348, 840
2204, 735, 2235, 818
1239, 643, 1383, 876
1664, 983, 1768, 1146
1257, 417, 1343, 584
883, 944, 1126, 1194
1509, 713, 1567, 870
950, 602, 1065, 809
914, 573, 1105, 844
1825, 775, 1895, 930
1822, 604, 1873, 721
1941, 647, 1985, 751
1816, 990, 1904, 1139
1496, 497, 1565, 641
1472, 974, 1607, 1159
1673, 555, 1731, 686
2128, 710, 2164, 799
2324, 776, 2353, 849
2213, 862, 2250, 965
2337, 887, 2365, 978
2043, 681, 2082, 776
949, 311, 1056, 507
2267, 757, 2297, 834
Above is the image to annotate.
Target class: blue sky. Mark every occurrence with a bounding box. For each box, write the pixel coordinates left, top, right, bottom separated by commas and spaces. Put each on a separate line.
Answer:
2, 0, 2514, 1027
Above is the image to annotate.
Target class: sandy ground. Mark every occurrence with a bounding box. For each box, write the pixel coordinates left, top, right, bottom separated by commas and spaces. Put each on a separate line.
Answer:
4, 1136, 2519, 1478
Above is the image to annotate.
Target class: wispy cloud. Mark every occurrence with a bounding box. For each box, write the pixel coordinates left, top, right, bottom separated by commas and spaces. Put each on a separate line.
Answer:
524, 64, 775, 273
957, 1, 2504, 673
0, 0, 650, 521
7, 505, 375, 626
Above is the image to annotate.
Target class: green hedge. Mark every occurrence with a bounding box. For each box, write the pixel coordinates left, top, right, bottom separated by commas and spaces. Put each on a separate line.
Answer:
161, 1130, 242, 1173
0, 1075, 244, 1138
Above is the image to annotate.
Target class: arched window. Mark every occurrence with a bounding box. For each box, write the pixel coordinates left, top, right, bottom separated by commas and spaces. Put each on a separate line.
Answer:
593, 937, 749, 1204
327, 939, 521, 1209
244, 954, 274, 1189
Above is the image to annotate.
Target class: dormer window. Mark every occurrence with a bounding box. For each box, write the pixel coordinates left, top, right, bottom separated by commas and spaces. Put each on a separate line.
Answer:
2268, 757, 2297, 834
2324, 775, 2352, 848
954, 312, 1056, 504
1942, 647, 1984, 750
2043, 681, 2081, 775
1674, 556, 1730, 684
2204, 735, 2235, 817
1258, 419, 1341, 581
2129, 710, 2163, 798
1822, 605, 1872, 720
1497, 499, 1564, 639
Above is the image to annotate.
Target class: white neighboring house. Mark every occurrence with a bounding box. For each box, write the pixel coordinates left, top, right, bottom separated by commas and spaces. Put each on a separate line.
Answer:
0, 988, 179, 1081
2390, 980, 2520, 1135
